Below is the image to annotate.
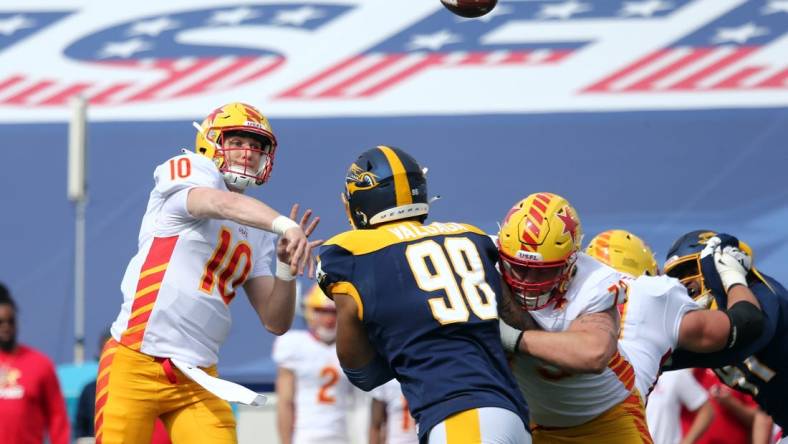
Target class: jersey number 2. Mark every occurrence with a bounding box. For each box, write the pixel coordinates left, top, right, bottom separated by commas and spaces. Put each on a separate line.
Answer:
317, 366, 339, 404
406, 238, 497, 325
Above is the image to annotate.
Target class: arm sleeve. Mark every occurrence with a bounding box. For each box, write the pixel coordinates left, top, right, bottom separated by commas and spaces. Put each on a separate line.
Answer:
667, 281, 779, 370
41, 360, 71, 444
675, 369, 709, 411
661, 277, 702, 349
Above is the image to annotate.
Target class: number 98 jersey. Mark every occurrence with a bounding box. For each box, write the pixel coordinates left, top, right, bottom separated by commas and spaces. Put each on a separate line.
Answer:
317, 220, 529, 440
110, 151, 276, 367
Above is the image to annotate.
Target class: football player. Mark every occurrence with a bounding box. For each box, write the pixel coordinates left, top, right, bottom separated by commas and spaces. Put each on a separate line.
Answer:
318, 146, 531, 444
585, 229, 764, 405
97, 102, 319, 444
662, 230, 788, 431
274, 285, 353, 444
369, 379, 418, 444
496, 193, 650, 443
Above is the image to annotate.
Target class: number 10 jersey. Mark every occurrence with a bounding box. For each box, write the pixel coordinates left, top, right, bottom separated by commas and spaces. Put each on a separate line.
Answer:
110, 151, 276, 367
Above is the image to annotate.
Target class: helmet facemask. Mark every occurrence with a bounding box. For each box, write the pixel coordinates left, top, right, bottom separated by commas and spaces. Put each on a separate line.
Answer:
500, 250, 577, 310
664, 254, 714, 308
215, 130, 274, 190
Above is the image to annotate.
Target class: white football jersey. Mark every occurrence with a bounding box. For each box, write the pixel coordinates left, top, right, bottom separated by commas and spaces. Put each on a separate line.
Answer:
619, 275, 700, 404
273, 330, 353, 444
511, 253, 636, 427
110, 151, 276, 367
371, 379, 418, 444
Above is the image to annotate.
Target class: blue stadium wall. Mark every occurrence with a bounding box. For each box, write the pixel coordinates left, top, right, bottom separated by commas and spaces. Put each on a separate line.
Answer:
2, 107, 788, 383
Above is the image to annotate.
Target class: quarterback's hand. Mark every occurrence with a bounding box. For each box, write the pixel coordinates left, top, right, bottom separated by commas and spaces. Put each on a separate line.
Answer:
277, 204, 323, 276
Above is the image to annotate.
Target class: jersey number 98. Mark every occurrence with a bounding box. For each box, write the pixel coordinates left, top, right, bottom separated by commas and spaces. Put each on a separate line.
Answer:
406, 238, 497, 325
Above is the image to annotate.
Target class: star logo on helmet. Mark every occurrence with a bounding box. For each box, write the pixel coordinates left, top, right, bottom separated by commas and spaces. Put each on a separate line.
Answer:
206, 106, 224, 123
557, 207, 578, 242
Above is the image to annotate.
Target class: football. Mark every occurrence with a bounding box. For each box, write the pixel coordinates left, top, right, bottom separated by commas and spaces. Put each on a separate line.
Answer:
440, 0, 498, 18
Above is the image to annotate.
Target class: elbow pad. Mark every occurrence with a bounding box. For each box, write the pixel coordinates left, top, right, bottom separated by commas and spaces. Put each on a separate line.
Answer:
725, 301, 765, 350
342, 353, 395, 392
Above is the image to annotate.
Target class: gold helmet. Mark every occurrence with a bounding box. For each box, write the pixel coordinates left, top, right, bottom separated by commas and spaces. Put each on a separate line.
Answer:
585, 230, 658, 277
303, 285, 335, 320
194, 102, 278, 189
498, 192, 582, 310
302, 285, 336, 343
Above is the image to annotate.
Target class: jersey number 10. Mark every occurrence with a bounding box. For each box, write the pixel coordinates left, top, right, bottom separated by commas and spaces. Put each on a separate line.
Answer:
200, 227, 253, 304
406, 238, 497, 325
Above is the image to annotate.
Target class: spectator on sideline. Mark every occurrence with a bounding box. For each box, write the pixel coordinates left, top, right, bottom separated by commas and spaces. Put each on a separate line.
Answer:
681, 368, 774, 444
0, 282, 70, 444
75, 329, 171, 443
646, 368, 714, 444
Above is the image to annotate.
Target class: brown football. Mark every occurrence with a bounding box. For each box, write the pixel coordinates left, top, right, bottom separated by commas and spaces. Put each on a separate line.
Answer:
440, 0, 498, 18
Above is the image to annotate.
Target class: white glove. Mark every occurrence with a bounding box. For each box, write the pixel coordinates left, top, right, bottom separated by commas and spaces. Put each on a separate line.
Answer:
699, 236, 722, 260
499, 319, 523, 353
715, 246, 750, 292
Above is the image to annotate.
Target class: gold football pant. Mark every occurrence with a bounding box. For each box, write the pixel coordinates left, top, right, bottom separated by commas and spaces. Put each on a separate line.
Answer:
95, 339, 236, 444
531, 394, 652, 444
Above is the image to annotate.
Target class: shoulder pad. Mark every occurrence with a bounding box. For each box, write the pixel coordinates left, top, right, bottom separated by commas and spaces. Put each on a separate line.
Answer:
154, 151, 223, 197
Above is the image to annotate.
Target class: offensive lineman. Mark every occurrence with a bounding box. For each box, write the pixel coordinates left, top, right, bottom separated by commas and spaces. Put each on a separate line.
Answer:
496, 193, 650, 443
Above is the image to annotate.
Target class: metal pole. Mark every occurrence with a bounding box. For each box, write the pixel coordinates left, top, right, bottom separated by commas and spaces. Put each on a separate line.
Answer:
74, 199, 86, 364
68, 96, 87, 364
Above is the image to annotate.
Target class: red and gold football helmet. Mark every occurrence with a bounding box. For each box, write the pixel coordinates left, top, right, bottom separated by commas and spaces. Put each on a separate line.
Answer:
498, 192, 582, 310
194, 102, 278, 189
585, 229, 658, 277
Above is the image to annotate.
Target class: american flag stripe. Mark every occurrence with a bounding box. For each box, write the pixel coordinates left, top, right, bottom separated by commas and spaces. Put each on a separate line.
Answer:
0, 55, 283, 106
224, 56, 285, 88
320, 54, 411, 98
669, 47, 756, 90
38, 83, 93, 106
4, 80, 56, 104
279, 49, 568, 99
585, 46, 788, 93
625, 49, 714, 91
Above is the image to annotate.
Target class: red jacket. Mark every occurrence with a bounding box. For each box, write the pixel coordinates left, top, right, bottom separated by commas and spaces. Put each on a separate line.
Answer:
681, 368, 756, 444
0, 345, 70, 444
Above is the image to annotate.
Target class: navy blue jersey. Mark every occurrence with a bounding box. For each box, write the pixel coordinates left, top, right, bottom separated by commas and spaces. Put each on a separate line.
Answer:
668, 272, 788, 428
317, 220, 529, 439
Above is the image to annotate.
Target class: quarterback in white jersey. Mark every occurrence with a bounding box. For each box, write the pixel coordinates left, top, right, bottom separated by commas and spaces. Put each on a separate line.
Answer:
586, 229, 766, 406
497, 193, 652, 443
98, 103, 317, 444
274, 286, 353, 444
370, 379, 418, 444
